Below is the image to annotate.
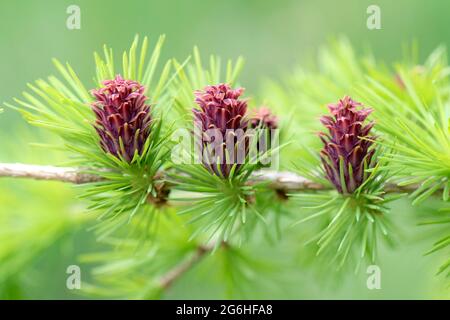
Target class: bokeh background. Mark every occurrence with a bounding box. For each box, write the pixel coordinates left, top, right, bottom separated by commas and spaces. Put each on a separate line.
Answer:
0, 0, 449, 299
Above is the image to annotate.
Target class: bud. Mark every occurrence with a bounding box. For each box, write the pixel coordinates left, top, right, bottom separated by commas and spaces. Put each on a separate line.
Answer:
250, 106, 278, 129
91, 75, 151, 162
319, 96, 375, 193
250, 106, 278, 164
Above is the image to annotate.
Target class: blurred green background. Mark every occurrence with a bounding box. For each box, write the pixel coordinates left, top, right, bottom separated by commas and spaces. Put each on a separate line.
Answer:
0, 0, 449, 299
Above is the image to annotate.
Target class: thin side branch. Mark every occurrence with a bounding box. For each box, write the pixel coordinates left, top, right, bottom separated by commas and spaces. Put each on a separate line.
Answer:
0, 162, 415, 192
158, 244, 214, 289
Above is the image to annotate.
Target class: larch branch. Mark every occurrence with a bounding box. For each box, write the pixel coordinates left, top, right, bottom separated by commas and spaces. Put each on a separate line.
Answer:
0, 162, 416, 192
0, 163, 104, 184
158, 244, 213, 290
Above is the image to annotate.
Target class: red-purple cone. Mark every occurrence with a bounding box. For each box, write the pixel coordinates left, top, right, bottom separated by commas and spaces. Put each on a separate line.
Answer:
91, 75, 151, 162
193, 83, 248, 177
319, 96, 375, 194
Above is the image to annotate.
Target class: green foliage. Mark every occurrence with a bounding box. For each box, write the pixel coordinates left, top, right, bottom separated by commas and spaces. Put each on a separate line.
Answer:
0, 180, 86, 295
80, 211, 195, 299
169, 47, 244, 126
167, 49, 286, 244
0, 125, 89, 299
357, 47, 450, 278
416, 203, 450, 282
291, 148, 401, 270
3, 35, 450, 298
169, 163, 264, 246
6, 36, 179, 239
263, 37, 450, 283
359, 48, 450, 204
79, 210, 280, 299
172, 47, 244, 114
